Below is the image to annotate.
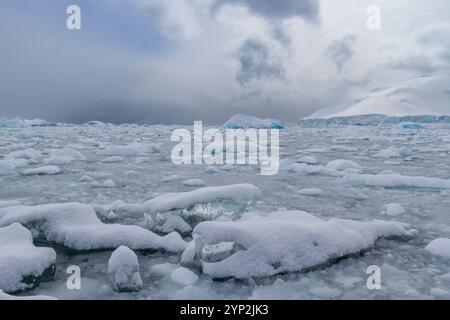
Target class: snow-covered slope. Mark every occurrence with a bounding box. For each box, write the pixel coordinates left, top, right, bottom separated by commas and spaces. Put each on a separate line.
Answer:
301, 73, 450, 125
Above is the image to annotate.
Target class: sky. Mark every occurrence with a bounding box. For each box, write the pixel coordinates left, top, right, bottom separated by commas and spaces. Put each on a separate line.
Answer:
0, 0, 450, 124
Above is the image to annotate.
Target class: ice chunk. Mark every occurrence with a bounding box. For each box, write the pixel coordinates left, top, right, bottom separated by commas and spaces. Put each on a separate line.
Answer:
101, 156, 124, 163
425, 238, 450, 259
381, 204, 405, 216
182, 179, 206, 187
343, 173, 450, 189
0, 203, 187, 252
297, 156, 319, 165
99, 143, 160, 157
108, 246, 143, 292
327, 160, 361, 172
144, 184, 260, 228
0, 223, 56, 293
170, 267, 199, 286
144, 184, 260, 214
101, 179, 116, 188
299, 188, 323, 196
22, 166, 61, 176
145, 213, 192, 234
223, 114, 284, 129
190, 211, 413, 279
375, 148, 412, 159
5, 148, 42, 161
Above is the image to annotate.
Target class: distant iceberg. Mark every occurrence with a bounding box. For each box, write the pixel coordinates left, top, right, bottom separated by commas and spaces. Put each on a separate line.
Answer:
223, 114, 284, 129
299, 73, 450, 126
0, 117, 57, 128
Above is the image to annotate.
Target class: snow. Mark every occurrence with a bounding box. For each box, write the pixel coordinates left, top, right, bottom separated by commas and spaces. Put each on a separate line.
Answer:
0, 223, 56, 293
425, 239, 450, 259
0, 203, 187, 252
22, 166, 61, 176
108, 246, 143, 292
223, 114, 285, 129
189, 211, 413, 279
302, 73, 450, 122
342, 173, 450, 189
170, 267, 199, 286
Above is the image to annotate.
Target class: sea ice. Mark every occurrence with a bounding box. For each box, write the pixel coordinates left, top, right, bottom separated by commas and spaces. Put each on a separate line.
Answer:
0, 203, 187, 252
108, 246, 143, 292
0, 223, 56, 293
188, 211, 413, 279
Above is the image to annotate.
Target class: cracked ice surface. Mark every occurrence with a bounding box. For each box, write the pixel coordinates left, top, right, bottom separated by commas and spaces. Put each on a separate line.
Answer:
1, 123, 450, 299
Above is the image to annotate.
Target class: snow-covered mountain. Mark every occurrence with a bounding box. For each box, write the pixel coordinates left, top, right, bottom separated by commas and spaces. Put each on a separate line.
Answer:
300, 73, 450, 125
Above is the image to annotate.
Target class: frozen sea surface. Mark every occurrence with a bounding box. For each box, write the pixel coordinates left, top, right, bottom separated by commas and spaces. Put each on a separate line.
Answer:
1, 123, 450, 299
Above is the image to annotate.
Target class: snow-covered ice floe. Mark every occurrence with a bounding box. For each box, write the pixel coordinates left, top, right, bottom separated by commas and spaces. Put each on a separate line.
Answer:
22, 165, 61, 176
184, 211, 414, 279
425, 239, 450, 259
143, 184, 261, 231
0, 203, 187, 252
108, 246, 143, 292
0, 223, 56, 293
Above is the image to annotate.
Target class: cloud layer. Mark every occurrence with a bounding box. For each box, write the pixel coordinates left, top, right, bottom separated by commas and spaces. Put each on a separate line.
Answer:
1, 0, 450, 124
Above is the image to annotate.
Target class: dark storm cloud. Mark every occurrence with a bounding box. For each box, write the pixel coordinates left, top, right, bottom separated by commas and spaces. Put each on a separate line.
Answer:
213, 0, 320, 21
236, 38, 285, 86
325, 35, 358, 71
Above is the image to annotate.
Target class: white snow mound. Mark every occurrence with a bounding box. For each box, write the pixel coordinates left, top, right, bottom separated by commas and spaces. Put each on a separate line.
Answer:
108, 246, 143, 292
0, 223, 56, 293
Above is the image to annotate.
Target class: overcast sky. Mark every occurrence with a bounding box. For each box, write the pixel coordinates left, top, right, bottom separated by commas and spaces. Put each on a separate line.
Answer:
1, 0, 450, 124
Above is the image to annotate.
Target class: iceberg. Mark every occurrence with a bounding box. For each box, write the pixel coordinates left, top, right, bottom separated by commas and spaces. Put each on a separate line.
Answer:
223, 114, 284, 129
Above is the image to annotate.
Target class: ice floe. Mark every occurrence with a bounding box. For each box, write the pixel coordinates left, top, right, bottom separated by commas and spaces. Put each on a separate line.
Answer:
425, 239, 450, 259
0, 203, 187, 252
0, 223, 56, 293
108, 246, 143, 292
22, 165, 61, 176
187, 211, 413, 279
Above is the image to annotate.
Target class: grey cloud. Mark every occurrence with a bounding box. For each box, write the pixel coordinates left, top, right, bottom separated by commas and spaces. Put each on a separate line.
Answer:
325, 35, 358, 70
213, 0, 320, 21
236, 38, 285, 86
